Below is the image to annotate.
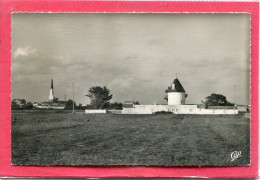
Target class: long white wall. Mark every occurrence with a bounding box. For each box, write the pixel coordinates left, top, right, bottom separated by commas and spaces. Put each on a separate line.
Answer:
122, 105, 238, 115
85, 110, 107, 114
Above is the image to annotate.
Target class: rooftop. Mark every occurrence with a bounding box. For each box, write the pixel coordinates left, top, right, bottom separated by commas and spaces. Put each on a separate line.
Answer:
165, 78, 186, 93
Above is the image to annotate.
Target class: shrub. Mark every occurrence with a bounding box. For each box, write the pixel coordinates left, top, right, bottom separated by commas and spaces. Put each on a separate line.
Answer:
154, 111, 173, 115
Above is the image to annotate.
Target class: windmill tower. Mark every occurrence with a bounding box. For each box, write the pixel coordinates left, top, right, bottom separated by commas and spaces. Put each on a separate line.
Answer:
165, 78, 188, 105
49, 78, 55, 101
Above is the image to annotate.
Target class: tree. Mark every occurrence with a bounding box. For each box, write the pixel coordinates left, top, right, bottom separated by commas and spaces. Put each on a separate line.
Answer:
105, 102, 123, 110
86, 86, 113, 109
11, 99, 26, 110
20, 99, 26, 105
25, 102, 33, 109
164, 86, 171, 102
65, 99, 76, 110
53, 98, 59, 103
134, 101, 140, 105
164, 95, 168, 102
11, 100, 19, 110
205, 93, 234, 107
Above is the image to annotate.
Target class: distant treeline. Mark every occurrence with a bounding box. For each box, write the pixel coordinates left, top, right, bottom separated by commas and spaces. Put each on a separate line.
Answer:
11, 99, 33, 110
63, 100, 123, 110
11, 99, 123, 110
81, 102, 123, 110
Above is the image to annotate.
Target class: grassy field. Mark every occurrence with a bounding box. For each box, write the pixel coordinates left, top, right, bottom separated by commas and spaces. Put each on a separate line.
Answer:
11, 110, 250, 166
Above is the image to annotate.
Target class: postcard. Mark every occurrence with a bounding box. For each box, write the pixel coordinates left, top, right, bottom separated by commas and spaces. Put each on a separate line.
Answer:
11, 12, 251, 166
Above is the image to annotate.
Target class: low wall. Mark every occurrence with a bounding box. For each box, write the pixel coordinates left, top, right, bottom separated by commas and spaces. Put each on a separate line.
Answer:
122, 105, 238, 115
85, 109, 107, 114
208, 106, 235, 109
122, 105, 197, 114
107, 110, 122, 114
187, 109, 238, 115
237, 106, 248, 112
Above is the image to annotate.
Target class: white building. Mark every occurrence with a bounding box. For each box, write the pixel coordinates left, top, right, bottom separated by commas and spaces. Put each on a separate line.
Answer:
165, 78, 188, 105
121, 77, 238, 115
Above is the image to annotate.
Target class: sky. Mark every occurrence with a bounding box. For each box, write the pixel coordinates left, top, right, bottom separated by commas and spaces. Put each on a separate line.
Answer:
11, 13, 250, 105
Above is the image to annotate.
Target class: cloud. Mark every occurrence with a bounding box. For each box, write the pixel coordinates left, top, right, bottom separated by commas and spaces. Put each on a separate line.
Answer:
11, 14, 250, 105
14, 46, 37, 59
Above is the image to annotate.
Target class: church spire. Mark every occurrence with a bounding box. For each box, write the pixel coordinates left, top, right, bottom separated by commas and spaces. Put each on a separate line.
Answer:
51, 78, 53, 89
49, 78, 54, 101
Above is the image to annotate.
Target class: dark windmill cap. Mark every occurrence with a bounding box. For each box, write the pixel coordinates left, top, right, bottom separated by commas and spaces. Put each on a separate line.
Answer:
165, 78, 185, 93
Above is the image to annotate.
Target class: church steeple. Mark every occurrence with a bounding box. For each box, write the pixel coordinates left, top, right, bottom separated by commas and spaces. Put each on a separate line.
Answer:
51, 78, 53, 89
49, 78, 54, 101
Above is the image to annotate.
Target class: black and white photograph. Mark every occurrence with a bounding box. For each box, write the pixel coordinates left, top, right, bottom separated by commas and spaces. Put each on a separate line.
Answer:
11, 13, 250, 166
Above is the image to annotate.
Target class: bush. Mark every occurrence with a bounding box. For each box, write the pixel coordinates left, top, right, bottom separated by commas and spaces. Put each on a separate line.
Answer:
154, 111, 173, 115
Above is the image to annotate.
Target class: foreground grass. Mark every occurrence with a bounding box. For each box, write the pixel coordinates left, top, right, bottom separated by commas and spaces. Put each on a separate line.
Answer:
11, 110, 250, 166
